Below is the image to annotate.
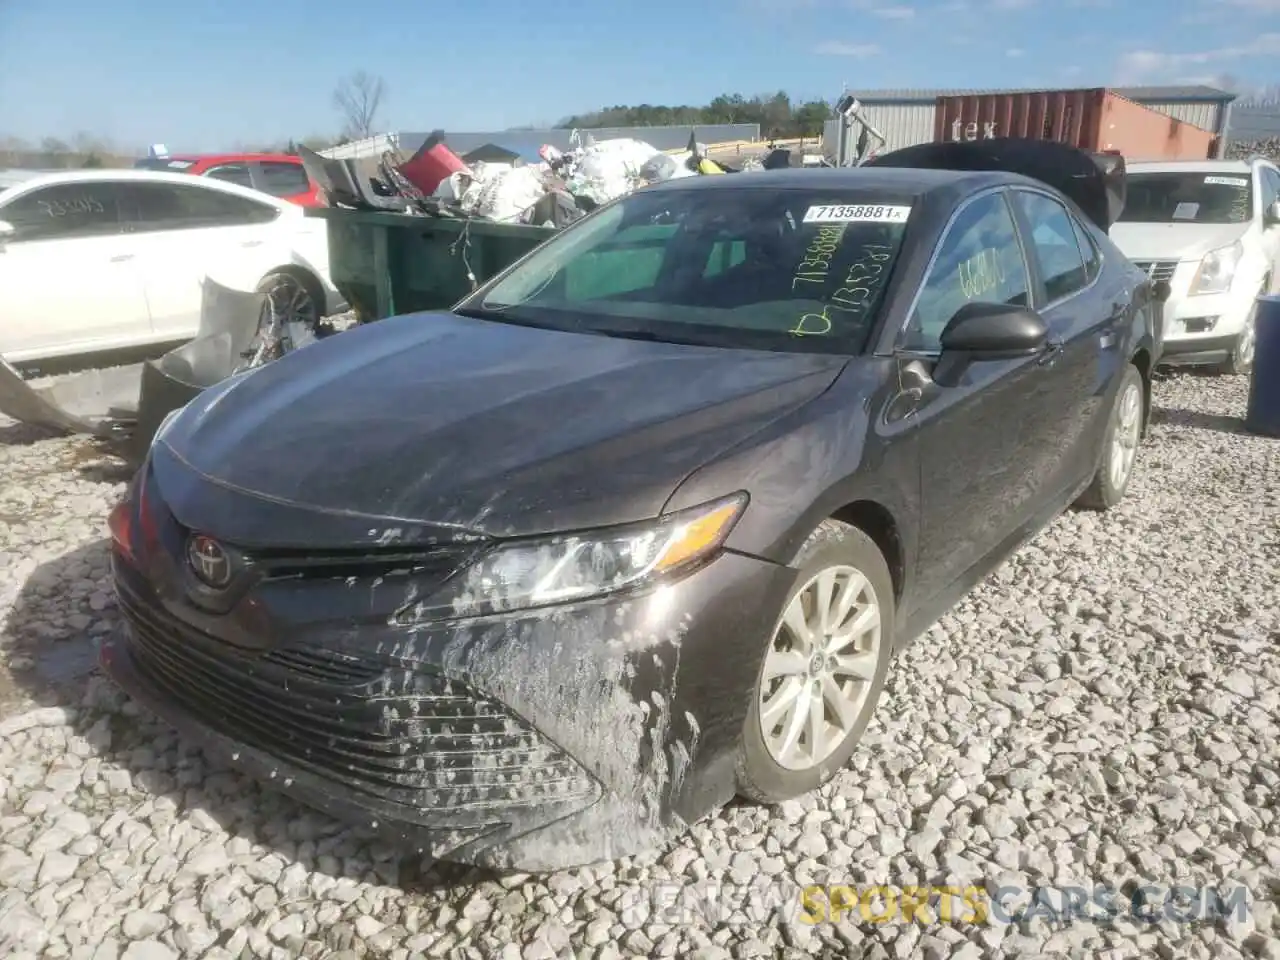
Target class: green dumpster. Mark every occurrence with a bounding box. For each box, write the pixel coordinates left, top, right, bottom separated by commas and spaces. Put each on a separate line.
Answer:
307, 208, 557, 321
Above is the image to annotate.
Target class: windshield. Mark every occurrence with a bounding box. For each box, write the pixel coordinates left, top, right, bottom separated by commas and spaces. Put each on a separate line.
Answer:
1118, 172, 1254, 225
460, 185, 914, 354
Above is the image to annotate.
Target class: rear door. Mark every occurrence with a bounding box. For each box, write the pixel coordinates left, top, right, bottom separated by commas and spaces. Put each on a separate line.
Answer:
0, 180, 153, 363
1009, 188, 1116, 500
118, 180, 283, 341
902, 188, 1055, 605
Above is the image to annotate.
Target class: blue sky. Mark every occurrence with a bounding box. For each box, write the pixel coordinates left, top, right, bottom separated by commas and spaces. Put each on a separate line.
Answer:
1, 0, 1277, 152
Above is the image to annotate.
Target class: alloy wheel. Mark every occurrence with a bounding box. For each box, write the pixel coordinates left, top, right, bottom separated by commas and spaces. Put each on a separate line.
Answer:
1236, 313, 1256, 375
1109, 380, 1142, 491
252, 275, 320, 365
759, 565, 882, 771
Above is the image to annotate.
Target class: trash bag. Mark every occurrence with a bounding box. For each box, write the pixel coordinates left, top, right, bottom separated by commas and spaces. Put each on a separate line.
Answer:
460, 165, 550, 222
639, 153, 680, 183
564, 138, 661, 205
525, 189, 586, 228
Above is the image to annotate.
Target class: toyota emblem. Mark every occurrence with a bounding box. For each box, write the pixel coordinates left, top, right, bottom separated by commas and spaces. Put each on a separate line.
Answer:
187, 535, 233, 589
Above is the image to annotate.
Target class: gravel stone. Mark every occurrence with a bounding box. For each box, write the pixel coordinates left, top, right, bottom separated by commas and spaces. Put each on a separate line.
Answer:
0, 373, 1276, 959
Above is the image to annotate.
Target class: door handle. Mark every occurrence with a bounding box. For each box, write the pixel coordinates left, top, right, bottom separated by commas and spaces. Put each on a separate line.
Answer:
109, 254, 134, 263
1037, 338, 1064, 367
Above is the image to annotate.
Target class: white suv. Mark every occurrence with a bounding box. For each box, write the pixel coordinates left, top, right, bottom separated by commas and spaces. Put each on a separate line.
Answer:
1110, 158, 1280, 375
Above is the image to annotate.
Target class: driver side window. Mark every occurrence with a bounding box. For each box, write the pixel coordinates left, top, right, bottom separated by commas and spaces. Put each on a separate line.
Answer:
905, 192, 1030, 352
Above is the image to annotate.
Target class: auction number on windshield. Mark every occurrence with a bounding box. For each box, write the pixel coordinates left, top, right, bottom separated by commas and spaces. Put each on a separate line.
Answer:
792, 224, 848, 291
803, 204, 911, 224
792, 243, 895, 336
37, 196, 106, 218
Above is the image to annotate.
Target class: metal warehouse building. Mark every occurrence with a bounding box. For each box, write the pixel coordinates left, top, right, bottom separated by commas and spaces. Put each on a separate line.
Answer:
823, 85, 1237, 155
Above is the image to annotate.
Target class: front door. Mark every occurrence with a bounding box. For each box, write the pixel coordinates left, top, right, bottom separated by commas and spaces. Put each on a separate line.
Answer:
0, 180, 152, 364
898, 189, 1058, 607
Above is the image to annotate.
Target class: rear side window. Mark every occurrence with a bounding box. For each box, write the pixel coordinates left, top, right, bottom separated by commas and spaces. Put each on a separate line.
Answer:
1, 182, 122, 242
122, 182, 279, 232
1014, 191, 1090, 302
203, 164, 255, 189
258, 161, 310, 197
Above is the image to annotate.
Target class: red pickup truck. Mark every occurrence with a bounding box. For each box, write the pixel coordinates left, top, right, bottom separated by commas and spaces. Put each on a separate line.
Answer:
133, 152, 323, 207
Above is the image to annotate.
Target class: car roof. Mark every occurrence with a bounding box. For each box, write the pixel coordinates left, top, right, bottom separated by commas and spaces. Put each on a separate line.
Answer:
0, 168, 295, 207
1126, 159, 1254, 174
160, 153, 303, 164
648, 166, 1012, 195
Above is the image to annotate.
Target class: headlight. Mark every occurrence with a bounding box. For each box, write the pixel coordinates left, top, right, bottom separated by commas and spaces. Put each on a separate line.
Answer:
399, 493, 748, 621
1189, 240, 1243, 296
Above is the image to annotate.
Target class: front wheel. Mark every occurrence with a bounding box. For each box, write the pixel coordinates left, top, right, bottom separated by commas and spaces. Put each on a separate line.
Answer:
1214, 298, 1258, 376
736, 519, 895, 804
1076, 363, 1144, 511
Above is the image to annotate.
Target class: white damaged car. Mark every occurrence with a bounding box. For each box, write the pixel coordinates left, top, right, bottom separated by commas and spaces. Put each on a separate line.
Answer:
0, 169, 343, 368
1110, 158, 1280, 375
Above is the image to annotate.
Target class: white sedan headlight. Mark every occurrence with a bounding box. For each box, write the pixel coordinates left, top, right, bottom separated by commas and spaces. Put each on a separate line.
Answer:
1189, 240, 1243, 296
399, 493, 748, 621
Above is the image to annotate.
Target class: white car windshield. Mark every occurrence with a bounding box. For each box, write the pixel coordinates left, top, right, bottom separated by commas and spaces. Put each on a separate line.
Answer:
459, 185, 915, 355
1118, 172, 1253, 225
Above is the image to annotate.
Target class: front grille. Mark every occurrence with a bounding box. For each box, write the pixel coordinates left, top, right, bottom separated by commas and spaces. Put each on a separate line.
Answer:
116, 582, 597, 815
1133, 260, 1178, 283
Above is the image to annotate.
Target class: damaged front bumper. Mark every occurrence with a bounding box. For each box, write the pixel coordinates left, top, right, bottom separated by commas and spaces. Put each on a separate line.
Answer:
101, 483, 793, 870
0, 280, 268, 454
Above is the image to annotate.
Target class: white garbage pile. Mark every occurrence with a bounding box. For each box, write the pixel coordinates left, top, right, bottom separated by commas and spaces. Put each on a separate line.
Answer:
437, 136, 726, 227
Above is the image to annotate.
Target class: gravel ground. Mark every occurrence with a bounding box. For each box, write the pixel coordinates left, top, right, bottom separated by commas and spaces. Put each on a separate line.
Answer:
0, 372, 1277, 960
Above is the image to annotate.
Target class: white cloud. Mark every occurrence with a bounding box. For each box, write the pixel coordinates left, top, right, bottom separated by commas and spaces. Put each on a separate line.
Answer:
1006, 47, 1025, 57
1115, 33, 1280, 83
847, 0, 917, 17
988, 0, 1034, 9
872, 4, 916, 17
815, 41, 882, 56
1220, 0, 1280, 9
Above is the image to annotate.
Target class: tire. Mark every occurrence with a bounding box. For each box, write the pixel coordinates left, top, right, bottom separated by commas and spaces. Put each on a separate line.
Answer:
1076, 363, 1144, 511
736, 518, 895, 804
1213, 292, 1261, 377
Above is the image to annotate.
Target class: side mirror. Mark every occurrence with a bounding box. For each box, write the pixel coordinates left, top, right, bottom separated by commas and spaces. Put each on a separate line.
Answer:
1266, 199, 1280, 227
933, 301, 1049, 388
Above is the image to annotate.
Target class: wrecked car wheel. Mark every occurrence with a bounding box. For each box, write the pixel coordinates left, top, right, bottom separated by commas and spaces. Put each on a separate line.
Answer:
239, 271, 325, 369
737, 519, 893, 804
1075, 362, 1144, 511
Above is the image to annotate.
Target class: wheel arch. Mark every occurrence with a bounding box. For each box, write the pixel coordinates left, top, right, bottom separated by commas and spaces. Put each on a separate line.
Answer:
827, 500, 906, 605
260, 262, 326, 303
1130, 346, 1153, 436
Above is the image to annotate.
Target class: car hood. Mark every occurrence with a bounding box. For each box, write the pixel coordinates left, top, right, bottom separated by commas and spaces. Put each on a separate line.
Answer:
1110, 221, 1249, 262
152, 311, 846, 546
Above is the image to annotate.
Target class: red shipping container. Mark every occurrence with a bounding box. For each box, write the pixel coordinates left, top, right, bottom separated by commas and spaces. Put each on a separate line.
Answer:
933, 89, 1216, 161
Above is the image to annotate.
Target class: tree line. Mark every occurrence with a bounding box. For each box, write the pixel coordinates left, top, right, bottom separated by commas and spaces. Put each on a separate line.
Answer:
558, 92, 833, 138
2, 78, 836, 170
